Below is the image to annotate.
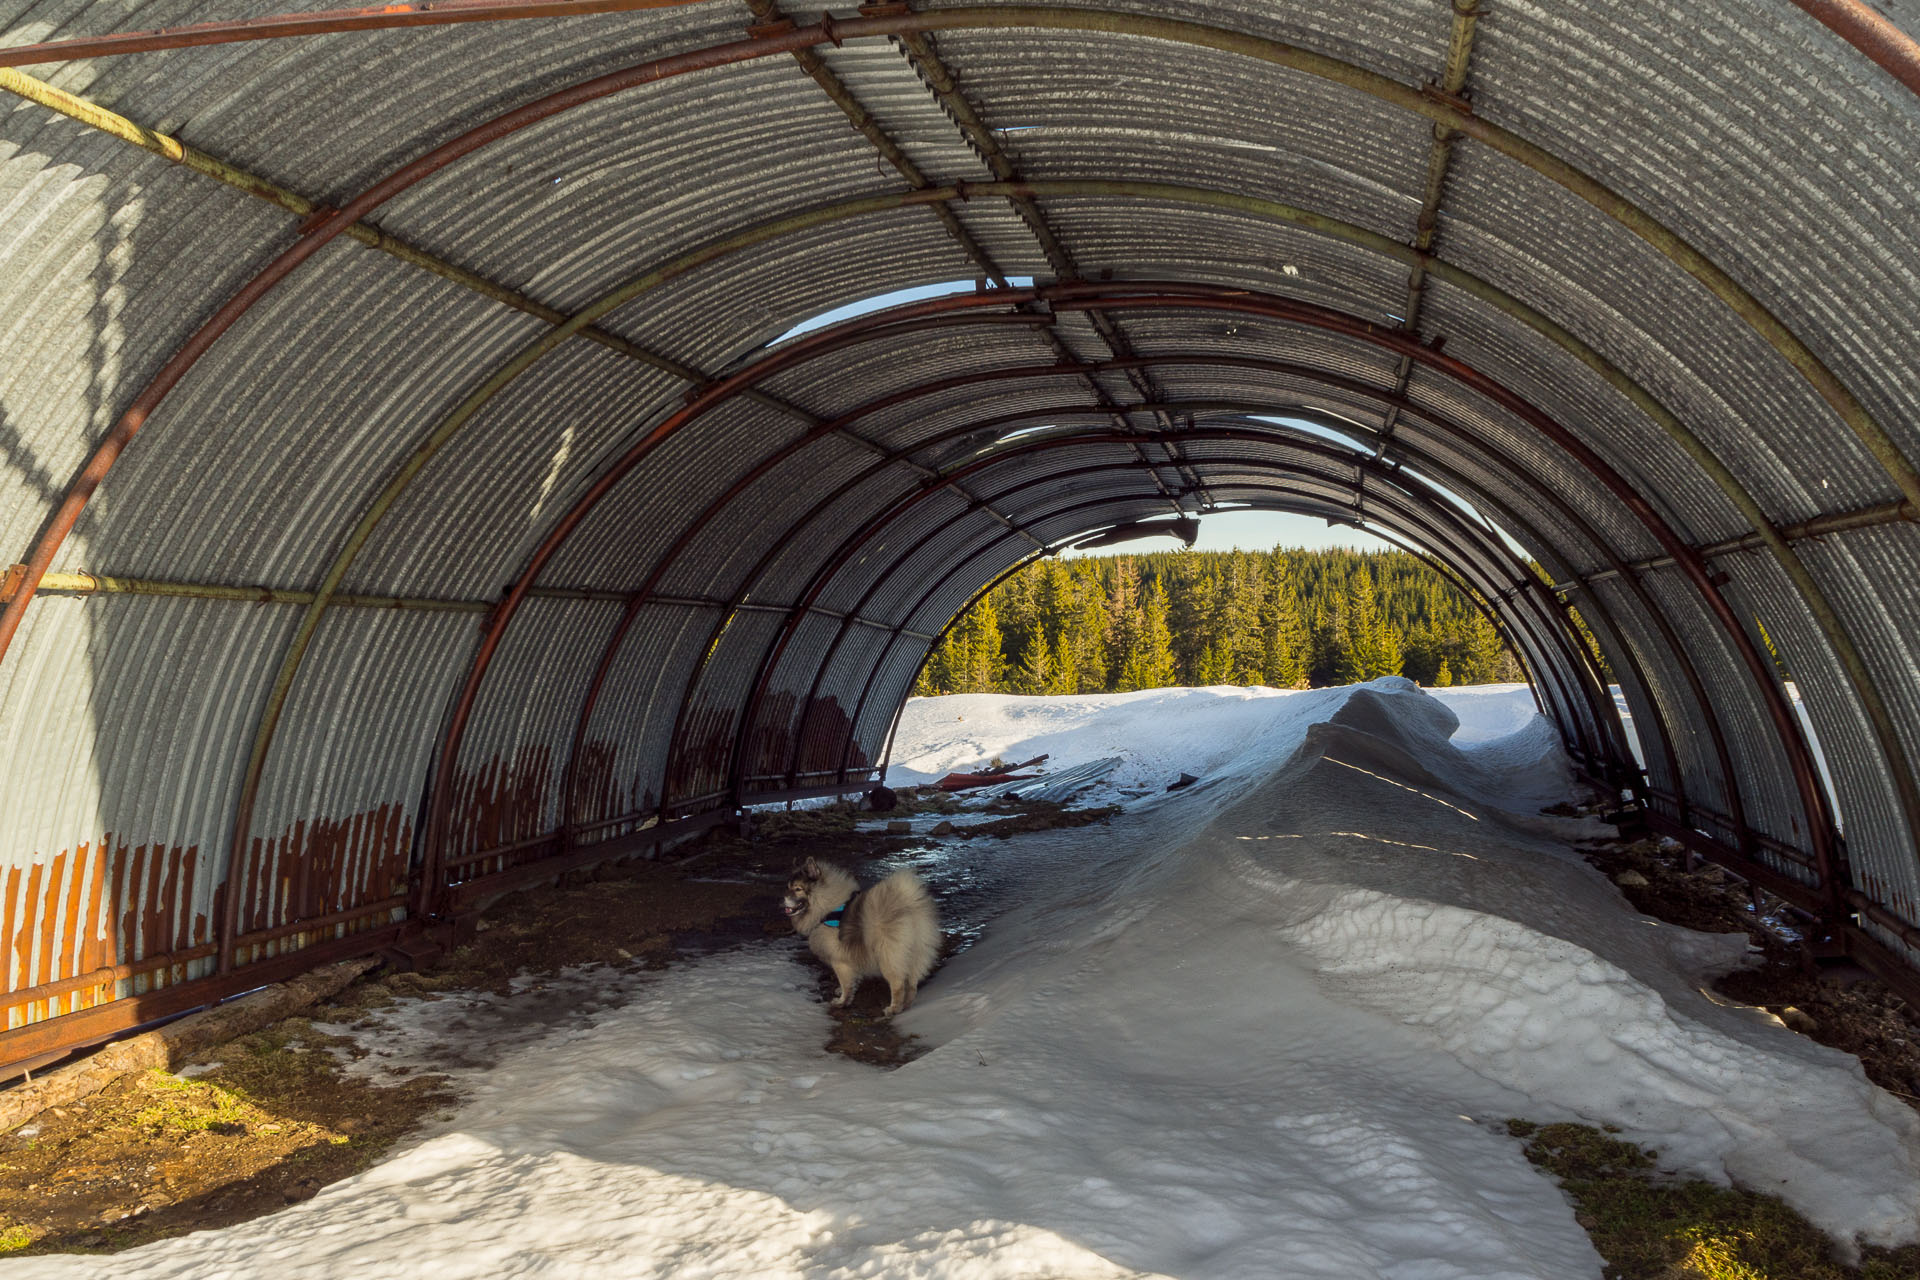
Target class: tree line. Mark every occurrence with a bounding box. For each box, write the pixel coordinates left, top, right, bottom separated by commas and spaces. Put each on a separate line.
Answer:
913, 547, 1526, 697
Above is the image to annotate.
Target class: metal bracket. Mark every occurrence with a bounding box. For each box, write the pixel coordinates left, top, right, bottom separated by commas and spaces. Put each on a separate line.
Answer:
1420, 82, 1475, 116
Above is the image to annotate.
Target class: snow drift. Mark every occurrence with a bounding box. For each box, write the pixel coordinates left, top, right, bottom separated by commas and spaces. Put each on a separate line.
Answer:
14, 680, 1918, 1279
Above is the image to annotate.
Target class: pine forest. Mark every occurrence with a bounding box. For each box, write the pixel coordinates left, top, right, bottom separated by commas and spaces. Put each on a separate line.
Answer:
912, 547, 1530, 697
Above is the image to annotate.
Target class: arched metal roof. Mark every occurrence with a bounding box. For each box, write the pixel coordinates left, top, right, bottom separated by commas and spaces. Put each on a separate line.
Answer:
1, 0, 1917, 1069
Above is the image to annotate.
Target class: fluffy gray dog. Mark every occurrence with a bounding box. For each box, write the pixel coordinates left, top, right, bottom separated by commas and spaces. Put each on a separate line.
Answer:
782, 857, 939, 1015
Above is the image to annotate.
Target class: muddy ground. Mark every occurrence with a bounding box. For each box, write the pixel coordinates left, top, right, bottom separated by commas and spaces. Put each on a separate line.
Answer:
0, 794, 1105, 1256
1579, 829, 1920, 1114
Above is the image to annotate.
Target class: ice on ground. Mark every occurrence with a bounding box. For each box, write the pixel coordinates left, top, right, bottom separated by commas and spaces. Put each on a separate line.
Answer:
19, 680, 1918, 1279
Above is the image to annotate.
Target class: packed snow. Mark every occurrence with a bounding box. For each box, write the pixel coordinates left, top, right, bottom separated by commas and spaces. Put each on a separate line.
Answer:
14, 679, 1919, 1279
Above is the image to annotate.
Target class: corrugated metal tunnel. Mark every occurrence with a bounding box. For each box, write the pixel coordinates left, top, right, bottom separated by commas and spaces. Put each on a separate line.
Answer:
1, 0, 1918, 1074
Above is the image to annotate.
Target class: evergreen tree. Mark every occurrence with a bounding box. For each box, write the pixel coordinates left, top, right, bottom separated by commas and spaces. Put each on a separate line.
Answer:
1012, 625, 1053, 695
909, 546, 1538, 699
1434, 657, 1453, 687
1116, 576, 1177, 690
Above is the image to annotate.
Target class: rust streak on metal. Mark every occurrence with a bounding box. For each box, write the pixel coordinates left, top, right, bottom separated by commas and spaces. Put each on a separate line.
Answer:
0, 0, 713, 67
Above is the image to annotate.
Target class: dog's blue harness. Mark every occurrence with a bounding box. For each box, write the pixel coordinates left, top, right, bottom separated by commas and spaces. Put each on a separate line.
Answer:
820, 890, 860, 929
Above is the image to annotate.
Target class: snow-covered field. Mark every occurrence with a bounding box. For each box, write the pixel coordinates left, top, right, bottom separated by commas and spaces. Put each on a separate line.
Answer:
15, 680, 1920, 1279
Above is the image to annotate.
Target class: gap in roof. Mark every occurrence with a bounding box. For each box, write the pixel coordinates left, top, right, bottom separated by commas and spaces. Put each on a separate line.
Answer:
1252, 414, 1534, 561
770, 277, 1035, 345
1059, 511, 1389, 558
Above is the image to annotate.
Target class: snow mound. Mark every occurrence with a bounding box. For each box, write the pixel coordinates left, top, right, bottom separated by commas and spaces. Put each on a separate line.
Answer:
888, 678, 1550, 812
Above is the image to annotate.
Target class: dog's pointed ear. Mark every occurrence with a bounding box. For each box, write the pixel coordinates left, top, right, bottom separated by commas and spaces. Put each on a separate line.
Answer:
802, 856, 820, 878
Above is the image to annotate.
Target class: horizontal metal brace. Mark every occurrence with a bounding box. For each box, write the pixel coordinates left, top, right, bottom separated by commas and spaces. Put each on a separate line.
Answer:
8, 571, 929, 639
1554, 499, 1916, 591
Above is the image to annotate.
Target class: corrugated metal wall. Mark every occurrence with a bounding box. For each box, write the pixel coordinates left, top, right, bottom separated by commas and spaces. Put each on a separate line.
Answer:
2, 0, 1918, 1066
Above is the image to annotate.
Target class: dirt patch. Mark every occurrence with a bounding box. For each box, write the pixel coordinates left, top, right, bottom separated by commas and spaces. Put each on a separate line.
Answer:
0, 836, 808, 1257
1509, 1119, 1920, 1279
0, 1027, 452, 1257
1580, 834, 1920, 1115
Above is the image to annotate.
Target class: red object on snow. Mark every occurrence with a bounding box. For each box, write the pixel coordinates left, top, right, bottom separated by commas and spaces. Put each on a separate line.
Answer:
934, 753, 1049, 792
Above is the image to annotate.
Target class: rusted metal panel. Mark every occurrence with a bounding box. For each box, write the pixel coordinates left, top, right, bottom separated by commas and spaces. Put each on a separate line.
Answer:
664, 610, 783, 809
445, 596, 624, 877
571, 602, 717, 837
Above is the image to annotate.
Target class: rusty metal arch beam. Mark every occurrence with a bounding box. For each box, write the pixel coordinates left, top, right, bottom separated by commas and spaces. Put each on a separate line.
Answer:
0, 96, 1876, 936
549, 276, 1789, 871
0, 1, 711, 67
424, 274, 1849, 924
9, 0, 1916, 106
817, 462, 1601, 786
556, 345, 1703, 856
3, 6, 1906, 515
3, 12, 1906, 737
1056, 285, 1870, 877
0, 9, 1894, 927
733, 435, 1611, 800
531, 333, 1702, 832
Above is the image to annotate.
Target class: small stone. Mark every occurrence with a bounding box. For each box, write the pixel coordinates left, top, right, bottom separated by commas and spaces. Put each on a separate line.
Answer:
886, 820, 911, 835
1780, 1007, 1819, 1034
931, 821, 955, 836
1614, 870, 1649, 888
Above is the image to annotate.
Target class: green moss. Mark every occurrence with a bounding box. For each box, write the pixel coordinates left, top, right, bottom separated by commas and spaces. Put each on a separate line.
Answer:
0, 1224, 34, 1254
131, 1070, 257, 1137
1512, 1121, 1920, 1280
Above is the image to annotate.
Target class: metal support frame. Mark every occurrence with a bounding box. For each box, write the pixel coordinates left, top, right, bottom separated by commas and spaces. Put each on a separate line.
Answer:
420, 280, 1850, 933
1553, 499, 1919, 592
6, 5, 1918, 1059
1375, 0, 1479, 453
549, 353, 1731, 877
0, 114, 1893, 901
8, 0, 1916, 105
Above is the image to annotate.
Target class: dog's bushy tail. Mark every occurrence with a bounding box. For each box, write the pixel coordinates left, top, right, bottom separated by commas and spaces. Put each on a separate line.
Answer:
864, 869, 941, 986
